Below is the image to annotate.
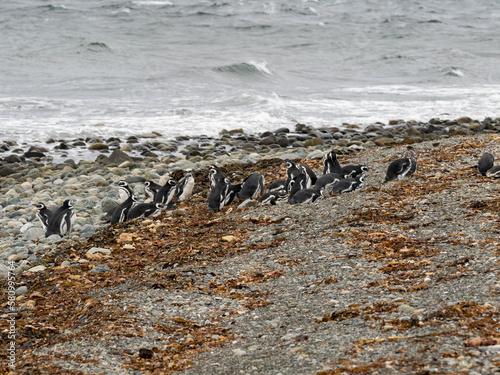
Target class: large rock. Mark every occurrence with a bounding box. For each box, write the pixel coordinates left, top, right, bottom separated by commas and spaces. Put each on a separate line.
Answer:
88, 143, 109, 150
96, 149, 135, 165
0, 166, 17, 177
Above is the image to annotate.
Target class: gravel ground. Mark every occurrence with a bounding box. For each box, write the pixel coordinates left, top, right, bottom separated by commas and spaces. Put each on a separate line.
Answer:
4, 133, 500, 375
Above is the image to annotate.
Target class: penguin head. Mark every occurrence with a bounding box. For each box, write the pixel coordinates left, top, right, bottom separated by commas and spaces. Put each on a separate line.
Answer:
63, 199, 74, 209
144, 181, 151, 187
34, 202, 46, 210
167, 179, 176, 187
118, 180, 128, 188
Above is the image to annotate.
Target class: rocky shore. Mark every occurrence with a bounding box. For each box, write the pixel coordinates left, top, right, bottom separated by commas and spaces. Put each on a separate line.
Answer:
1, 117, 500, 374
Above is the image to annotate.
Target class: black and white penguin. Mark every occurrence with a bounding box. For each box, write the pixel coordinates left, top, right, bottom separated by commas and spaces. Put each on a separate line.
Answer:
289, 187, 323, 205
266, 179, 286, 193
299, 163, 317, 187
208, 177, 229, 212
45, 199, 76, 237
257, 189, 288, 206
331, 176, 365, 194
478, 152, 494, 176
288, 173, 308, 201
237, 172, 265, 200
118, 180, 134, 203
384, 157, 415, 182
110, 194, 138, 225
284, 161, 302, 192
314, 173, 343, 195
175, 172, 195, 202
402, 146, 418, 176
154, 179, 177, 207
34, 202, 53, 230
224, 183, 242, 205
485, 165, 500, 178
341, 165, 368, 179
144, 180, 162, 200
127, 202, 165, 221
322, 150, 342, 175
209, 165, 226, 190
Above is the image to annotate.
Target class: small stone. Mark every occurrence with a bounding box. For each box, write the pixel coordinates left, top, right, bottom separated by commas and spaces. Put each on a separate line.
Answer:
26, 265, 46, 273
7, 253, 28, 262
88, 247, 112, 254
24, 227, 46, 241
397, 304, 415, 314
304, 137, 323, 148
289, 346, 306, 353
138, 348, 154, 359
221, 236, 238, 242
15, 286, 28, 295
91, 264, 110, 273
88, 143, 109, 150
374, 137, 395, 146
233, 348, 247, 356
61, 261, 71, 267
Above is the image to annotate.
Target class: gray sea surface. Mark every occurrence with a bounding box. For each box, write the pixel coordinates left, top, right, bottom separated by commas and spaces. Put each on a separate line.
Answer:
1, 0, 499, 144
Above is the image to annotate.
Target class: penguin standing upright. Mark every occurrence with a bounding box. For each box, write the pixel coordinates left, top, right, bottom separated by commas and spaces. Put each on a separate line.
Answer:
118, 180, 134, 203
299, 163, 317, 187
284, 161, 301, 192
209, 166, 226, 190
208, 177, 229, 212
111, 194, 138, 225
144, 180, 162, 200
288, 173, 308, 201
45, 199, 75, 237
175, 172, 195, 202
34, 203, 53, 230
323, 150, 342, 175
237, 172, 265, 200
154, 179, 177, 208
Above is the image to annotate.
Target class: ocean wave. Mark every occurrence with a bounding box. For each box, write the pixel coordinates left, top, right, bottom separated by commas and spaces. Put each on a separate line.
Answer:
213, 61, 273, 77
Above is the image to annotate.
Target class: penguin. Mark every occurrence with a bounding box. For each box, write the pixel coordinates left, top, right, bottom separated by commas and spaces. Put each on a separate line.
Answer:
154, 179, 177, 207
237, 172, 265, 200
485, 165, 500, 178
266, 179, 286, 193
284, 161, 302, 192
209, 165, 226, 190
341, 165, 368, 179
127, 202, 165, 221
45, 199, 76, 237
34, 202, 53, 230
323, 150, 342, 175
402, 146, 418, 176
118, 180, 134, 203
289, 187, 323, 205
144, 180, 162, 200
257, 189, 288, 206
208, 177, 229, 212
331, 175, 365, 194
288, 173, 308, 201
110, 194, 138, 225
299, 163, 317, 187
224, 183, 242, 205
101, 181, 134, 222
314, 173, 343, 195
384, 158, 415, 182
478, 152, 494, 176
175, 172, 195, 202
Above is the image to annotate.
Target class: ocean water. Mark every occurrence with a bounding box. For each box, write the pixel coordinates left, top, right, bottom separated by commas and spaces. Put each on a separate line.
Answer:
1, 0, 499, 145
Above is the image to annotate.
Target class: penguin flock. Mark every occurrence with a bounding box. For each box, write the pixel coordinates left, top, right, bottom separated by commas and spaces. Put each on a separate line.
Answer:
34, 171, 195, 237
206, 148, 374, 211
33, 143, 499, 237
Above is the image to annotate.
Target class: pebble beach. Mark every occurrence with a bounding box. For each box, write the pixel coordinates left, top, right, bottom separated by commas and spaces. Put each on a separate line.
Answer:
1, 117, 500, 374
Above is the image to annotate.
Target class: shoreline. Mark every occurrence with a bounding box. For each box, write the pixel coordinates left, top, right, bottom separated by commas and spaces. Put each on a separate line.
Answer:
1, 116, 499, 167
